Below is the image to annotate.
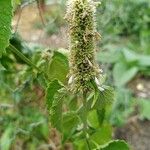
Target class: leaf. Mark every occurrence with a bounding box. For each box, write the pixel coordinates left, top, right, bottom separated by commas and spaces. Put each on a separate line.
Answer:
47, 51, 69, 84
90, 124, 112, 146
123, 49, 139, 63
97, 49, 121, 63
138, 99, 150, 120
93, 86, 114, 110
90, 80, 114, 110
62, 112, 79, 142
12, 0, 21, 7
113, 62, 138, 87
68, 96, 78, 111
110, 88, 133, 126
97, 108, 105, 127
50, 90, 64, 131
46, 80, 63, 109
0, 126, 14, 150
0, 0, 12, 57
123, 49, 150, 67
138, 55, 150, 67
73, 139, 89, 150
99, 140, 130, 150
46, 80, 64, 131
88, 110, 100, 128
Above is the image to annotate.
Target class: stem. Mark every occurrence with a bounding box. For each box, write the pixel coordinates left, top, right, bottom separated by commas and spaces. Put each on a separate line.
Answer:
83, 92, 91, 150
7, 44, 40, 71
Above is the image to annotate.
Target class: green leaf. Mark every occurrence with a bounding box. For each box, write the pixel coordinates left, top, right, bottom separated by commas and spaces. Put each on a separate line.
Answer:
110, 88, 133, 126
46, 80, 63, 109
123, 49, 150, 67
138, 99, 150, 120
12, 0, 21, 7
50, 89, 65, 131
90, 79, 114, 110
97, 48, 121, 64
113, 62, 138, 87
93, 86, 114, 110
97, 108, 105, 126
99, 140, 130, 150
88, 110, 100, 128
74, 139, 89, 150
0, 126, 14, 150
62, 112, 79, 142
68, 96, 78, 111
90, 124, 112, 146
138, 55, 150, 67
47, 51, 69, 84
46, 80, 64, 131
0, 0, 12, 57
123, 49, 139, 63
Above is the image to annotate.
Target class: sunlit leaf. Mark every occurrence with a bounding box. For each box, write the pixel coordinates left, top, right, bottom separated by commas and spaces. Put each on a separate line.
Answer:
47, 51, 69, 84
0, 0, 12, 57
0, 126, 14, 150
99, 140, 130, 150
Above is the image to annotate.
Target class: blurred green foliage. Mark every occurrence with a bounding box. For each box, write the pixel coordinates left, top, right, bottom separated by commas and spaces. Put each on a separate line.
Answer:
96, 0, 150, 126
0, 0, 150, 149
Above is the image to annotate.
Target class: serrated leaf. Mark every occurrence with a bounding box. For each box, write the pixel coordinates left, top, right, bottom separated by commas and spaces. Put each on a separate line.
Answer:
62, 112, 79, 141
0, 0, 12, 57
90, 124, 112, 146
50, 91, 64, 131
99, 140, 130, 150
93, 86, 114, 110
47, 51, 69, 84
46, 80, 63, 109
90, 79, 114, 110
46, 80, 64, 131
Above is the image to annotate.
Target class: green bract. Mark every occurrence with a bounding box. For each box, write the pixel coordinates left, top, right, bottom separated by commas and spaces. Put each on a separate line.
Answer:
66, 0, 101, 92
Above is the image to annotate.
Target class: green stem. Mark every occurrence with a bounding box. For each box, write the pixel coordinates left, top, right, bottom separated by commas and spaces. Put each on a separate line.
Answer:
83, 92, 91, 150
7, 44, 40, 71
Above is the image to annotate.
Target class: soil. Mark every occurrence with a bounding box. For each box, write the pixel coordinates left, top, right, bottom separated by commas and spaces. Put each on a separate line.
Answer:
12, 4, 68, 49
12, 3, 150, 150
115, 77, 150, 150
115, 118, 150, 150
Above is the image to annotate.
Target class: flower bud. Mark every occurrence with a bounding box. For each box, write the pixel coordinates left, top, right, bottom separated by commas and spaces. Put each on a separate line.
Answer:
66, 0, 100, 92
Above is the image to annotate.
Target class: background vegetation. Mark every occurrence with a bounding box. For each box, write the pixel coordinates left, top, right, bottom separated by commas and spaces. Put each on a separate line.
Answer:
0, 0, 150, 150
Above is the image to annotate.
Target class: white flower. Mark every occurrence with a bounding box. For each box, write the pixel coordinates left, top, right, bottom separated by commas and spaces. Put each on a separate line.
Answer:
68, 76, 74, 84
98, 86, 105, 92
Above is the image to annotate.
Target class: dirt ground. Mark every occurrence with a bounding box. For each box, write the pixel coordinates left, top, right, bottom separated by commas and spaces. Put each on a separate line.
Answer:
12, 3, 150, 150
115, 77, 150, 150
12, 4, 68, 49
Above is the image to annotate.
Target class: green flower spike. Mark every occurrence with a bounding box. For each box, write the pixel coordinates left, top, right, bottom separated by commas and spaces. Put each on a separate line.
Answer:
66, 0, 101, 93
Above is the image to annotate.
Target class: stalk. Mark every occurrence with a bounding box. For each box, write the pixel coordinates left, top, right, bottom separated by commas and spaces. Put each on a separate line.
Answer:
8, 44, 40, 71
82, 92, 91, 150
66, 0, 101, 148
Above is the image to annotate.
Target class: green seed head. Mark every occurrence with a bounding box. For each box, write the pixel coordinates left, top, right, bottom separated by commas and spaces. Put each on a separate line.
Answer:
66, 0, 100, 93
